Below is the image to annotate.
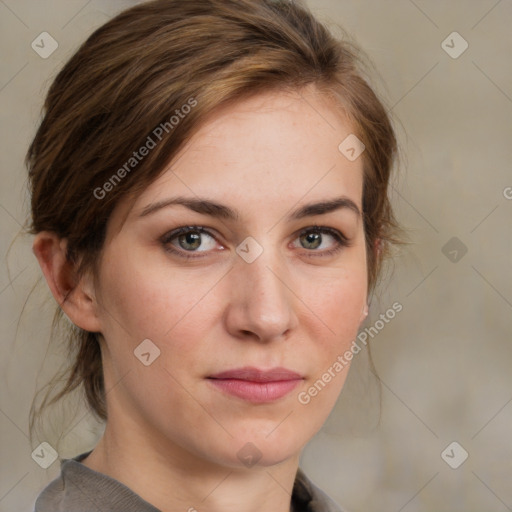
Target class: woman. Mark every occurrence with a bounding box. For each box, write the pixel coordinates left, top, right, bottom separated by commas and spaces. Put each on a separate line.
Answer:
27, 0, 402, 510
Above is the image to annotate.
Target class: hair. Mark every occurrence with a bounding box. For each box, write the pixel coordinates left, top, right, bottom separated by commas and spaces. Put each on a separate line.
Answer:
26, 0, 404, 442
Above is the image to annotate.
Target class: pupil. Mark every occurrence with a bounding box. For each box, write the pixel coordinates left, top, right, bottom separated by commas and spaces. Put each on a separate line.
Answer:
181, 232, 201, 250
304, 232, 320, 249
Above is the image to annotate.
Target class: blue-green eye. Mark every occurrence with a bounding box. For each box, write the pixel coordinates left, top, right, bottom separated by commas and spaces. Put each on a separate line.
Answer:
292, 226, 350, 257
161, 225, 350, 260
161, 226, 218, 257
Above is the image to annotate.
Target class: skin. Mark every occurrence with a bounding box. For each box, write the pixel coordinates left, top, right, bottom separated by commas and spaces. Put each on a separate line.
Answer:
34, 86, 373, 512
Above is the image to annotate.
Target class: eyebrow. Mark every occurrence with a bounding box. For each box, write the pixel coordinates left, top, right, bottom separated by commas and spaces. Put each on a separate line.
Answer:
139, 195, 361, 221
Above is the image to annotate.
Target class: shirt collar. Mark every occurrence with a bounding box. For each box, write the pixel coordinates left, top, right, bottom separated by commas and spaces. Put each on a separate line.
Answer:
59, 451, 344, 512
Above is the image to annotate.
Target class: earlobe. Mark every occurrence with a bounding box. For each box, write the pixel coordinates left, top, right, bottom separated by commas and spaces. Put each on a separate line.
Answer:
359, 302, 369, 324
32, 232, 102, 333
374, 237, 382, 259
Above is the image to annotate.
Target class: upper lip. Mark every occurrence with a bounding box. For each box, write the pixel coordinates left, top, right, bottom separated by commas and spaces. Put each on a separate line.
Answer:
208, 366, 303, 382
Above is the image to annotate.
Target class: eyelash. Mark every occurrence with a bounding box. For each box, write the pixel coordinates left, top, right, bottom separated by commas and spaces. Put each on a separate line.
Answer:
160, 225, 351, 260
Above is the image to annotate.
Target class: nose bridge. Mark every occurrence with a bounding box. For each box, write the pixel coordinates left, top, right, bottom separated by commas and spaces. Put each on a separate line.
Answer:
228, 239, 296, 340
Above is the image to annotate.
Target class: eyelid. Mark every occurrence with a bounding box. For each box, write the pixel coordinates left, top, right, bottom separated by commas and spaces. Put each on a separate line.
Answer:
295, 224, 349, 243
160, 226, 222, 259
292, 225, 351, 257
160, 225, 218, 244
160, 224, 351, 259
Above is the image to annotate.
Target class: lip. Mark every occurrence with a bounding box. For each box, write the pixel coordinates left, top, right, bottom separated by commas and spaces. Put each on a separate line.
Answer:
207, 366, 304, 403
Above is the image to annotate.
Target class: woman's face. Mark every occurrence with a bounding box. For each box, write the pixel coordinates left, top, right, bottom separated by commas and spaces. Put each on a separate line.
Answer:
92, 87, 368, 469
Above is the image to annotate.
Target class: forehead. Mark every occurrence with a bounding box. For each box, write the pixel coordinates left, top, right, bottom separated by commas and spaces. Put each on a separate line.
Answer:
119, 87, 364, 229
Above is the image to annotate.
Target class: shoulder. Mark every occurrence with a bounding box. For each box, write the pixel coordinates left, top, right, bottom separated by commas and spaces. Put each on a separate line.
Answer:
33, 467, 66, 512
293, 467, 349, 512
34, 452, 348, 512
34, 451, 160, 512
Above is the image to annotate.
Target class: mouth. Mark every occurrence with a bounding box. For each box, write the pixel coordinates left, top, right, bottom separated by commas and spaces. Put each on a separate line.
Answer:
207, 366, 304, 403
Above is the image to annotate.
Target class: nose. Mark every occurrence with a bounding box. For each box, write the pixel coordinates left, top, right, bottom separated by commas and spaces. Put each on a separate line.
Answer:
224, 247, 298, 342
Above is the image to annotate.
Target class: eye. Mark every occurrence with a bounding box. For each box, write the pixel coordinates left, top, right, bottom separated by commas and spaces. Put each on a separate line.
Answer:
160, 225, 350, 260
292, 226, 350, 257
161, 226, 221, 259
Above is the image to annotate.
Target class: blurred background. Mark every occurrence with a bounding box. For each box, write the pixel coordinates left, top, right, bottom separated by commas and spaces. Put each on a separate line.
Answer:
1, 1, 511, 511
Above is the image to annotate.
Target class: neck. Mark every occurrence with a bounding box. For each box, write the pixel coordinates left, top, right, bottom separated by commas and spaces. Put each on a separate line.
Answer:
82, 413, 301, 512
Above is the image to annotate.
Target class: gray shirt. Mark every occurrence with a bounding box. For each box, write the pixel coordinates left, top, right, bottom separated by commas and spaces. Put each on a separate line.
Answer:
34, 451, 346, 512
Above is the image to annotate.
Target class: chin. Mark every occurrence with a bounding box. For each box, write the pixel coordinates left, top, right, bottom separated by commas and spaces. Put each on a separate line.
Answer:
215, 427, 306, 470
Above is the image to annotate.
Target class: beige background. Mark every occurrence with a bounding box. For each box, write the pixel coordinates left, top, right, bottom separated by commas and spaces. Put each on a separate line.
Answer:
1, 1, 511, 511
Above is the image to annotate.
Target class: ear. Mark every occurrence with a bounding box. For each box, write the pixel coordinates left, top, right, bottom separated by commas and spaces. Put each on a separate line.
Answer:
359, 301, 369, 324
359, 237, 381, 325
32, 231, 102, 333
374, 237, 382, 260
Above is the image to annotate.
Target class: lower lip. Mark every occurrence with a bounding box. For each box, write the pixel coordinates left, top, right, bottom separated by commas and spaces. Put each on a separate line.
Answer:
207, 378, 302, 403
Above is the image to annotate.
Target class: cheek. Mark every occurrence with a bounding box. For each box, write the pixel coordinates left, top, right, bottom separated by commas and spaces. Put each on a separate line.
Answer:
97, 247, 204, 337
96, 249, 227, 383
295, 263, 367, 407
295, 271, 367, 417
302, 265, 367, 334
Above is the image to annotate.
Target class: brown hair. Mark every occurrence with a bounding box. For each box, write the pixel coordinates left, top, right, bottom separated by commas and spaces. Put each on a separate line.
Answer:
26, 0, 403, 438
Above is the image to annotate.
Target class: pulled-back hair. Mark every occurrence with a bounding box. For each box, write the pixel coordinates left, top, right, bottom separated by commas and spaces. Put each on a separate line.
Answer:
26, 0, 402, 437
